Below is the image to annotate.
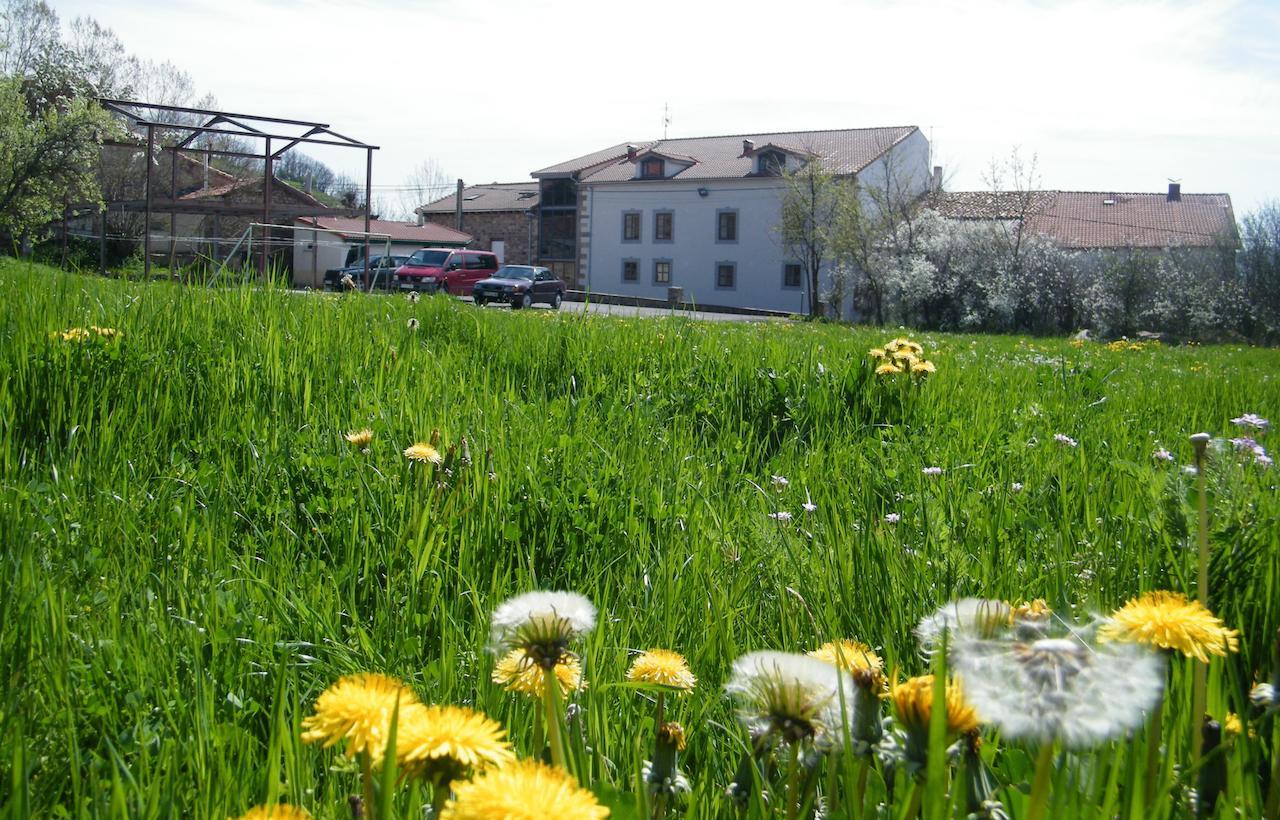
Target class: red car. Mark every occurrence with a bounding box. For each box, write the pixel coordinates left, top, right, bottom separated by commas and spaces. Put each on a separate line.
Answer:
393, 248, 500, 295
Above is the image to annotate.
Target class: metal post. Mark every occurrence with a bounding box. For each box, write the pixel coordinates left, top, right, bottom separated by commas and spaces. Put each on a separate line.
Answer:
261, 136, 272, 278
144, 124, 154, 279
169, 148, 178, 276
99, 206, 107, 275
363, 147, 372, 291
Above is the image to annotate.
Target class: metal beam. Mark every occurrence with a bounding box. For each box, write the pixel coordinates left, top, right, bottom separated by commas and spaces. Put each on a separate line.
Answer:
99, 98, 330, 130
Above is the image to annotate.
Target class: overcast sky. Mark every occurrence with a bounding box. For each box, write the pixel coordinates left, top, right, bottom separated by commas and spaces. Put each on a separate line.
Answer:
55, 0, 1280, 214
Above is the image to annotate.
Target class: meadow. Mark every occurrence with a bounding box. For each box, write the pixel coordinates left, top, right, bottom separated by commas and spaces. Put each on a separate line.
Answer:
0, 258, 1278, 819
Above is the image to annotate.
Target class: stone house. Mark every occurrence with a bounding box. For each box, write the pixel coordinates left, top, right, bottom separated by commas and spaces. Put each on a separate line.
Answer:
418, 182, 539, 265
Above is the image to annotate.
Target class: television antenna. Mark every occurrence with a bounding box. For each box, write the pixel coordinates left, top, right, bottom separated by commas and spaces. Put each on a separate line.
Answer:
663, 102, 671, 139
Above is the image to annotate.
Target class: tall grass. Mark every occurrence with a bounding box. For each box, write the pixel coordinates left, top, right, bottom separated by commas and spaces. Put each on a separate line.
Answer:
0, 259, 1277, 817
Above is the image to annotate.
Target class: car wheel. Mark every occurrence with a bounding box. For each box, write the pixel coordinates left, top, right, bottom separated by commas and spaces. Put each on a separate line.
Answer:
521, 293, 533, 310
551, 292, 562, 310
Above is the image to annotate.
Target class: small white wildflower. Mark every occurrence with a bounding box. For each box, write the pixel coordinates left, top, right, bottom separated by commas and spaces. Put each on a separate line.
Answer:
922, 466, 943, 477
768, 511, 793, 522
1054, 433, 1078, 447
1152, 448, 1174, 463
1010, 482, 1024, 493
1182, 465, 1199, 476
803, 499, 817, 515
771, 475, 790, 489
884, 513, 901, 524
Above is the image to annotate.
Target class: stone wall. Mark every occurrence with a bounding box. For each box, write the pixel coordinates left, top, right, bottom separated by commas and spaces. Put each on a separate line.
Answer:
422, 211, 534, 265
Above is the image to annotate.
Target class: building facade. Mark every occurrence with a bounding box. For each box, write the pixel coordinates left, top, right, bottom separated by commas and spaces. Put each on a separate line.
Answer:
418, 182, 539, 265
530, 127, 932, 313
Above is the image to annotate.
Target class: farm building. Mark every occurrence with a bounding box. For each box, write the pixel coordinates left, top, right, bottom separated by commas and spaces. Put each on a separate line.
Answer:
291, 216, 471, 288
417, 182, 540, 265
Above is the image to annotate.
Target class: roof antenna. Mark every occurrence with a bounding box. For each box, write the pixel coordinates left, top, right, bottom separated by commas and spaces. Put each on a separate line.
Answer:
663, 102, 671, 139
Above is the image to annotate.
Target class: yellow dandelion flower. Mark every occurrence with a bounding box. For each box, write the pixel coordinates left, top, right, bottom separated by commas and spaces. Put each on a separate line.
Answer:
59, 327, 91, 342
1069, 338, 1085, 349
237, 805, 311, 820
492, 648, 584, 698
300, 673, 420, 759
626, 649, 697, 692
404, 442, 443, 464
910, 360, 936, 375
875, 363, 902, 376
1011, 599, 1052, 625
1223, 713, 1242, 737
90, 326, 121, 339
1098, 591, 1240, 663
889, 675, 980, 735
886, 337, 912, 352
395, 703, 514, 785
808, 640, 883, 674
440, 758, 609, 820
345, 428, 373, 448
868, 347, 887, 359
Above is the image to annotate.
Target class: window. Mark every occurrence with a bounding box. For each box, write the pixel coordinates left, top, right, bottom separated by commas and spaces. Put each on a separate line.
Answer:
654, 211, 673, 242
641, 158, 664, 178
654, 260, 671, 284
466, 253, 496, 270
783, 263, 802, 288
622, 260, 638, 282
715, 262, 736, 289
622, 211, 640, 242
717, 209, 738, 242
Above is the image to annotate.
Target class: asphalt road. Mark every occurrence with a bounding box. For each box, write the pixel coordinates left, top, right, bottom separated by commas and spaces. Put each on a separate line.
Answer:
492, 298, 784, 323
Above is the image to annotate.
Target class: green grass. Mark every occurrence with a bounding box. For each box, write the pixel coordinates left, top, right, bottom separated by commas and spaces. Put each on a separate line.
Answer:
1, 258, 1277, 818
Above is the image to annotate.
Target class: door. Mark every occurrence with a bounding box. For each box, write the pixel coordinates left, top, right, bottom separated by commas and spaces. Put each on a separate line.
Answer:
491, 240, 505, 264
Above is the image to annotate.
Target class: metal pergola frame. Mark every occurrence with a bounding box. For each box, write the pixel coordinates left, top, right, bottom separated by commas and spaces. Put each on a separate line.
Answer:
94, 99, 379, 284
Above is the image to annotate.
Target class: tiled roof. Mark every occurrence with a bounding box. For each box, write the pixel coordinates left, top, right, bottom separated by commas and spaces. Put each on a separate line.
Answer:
295, 216, 471, 244
532, 142, 649, 177
553, 126, 917, 184
930, 190, 1236, 249
418, 182, 540, 214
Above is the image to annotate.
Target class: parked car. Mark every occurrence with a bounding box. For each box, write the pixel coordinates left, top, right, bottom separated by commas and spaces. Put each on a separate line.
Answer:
323, 254, 409, 291
472, 265, 565, 309
393, 248, 499, 295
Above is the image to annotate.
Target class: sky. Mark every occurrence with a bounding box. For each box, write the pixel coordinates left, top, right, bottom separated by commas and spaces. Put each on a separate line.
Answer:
54, 0, 1280, 214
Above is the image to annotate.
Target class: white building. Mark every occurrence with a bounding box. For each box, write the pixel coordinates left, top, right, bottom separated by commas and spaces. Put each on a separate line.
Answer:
529, 127, 932, 314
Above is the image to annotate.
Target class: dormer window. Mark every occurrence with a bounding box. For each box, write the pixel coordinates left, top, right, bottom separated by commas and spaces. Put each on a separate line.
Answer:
758, 150, 787, 176
641, 157, 665, 179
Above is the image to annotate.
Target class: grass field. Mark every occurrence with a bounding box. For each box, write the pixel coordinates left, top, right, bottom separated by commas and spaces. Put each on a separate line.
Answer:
1, 258, 1278, 819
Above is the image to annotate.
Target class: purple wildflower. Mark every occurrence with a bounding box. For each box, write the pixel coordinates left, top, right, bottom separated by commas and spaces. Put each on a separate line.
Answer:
1152, 448, 1174, 463
884, 513, 901, 524
1053, 433, 1078, 447
1231, 413, 1270, 431
922, 466, 943, 477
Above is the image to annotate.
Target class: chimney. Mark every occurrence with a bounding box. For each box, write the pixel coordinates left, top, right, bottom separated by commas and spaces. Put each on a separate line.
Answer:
1167, 182, 1181, 202
626, 144, 637, 161
455, 178, 464, 231
416, 210, 424, 226
741, 139, 755, 157
930, 165, 943, 193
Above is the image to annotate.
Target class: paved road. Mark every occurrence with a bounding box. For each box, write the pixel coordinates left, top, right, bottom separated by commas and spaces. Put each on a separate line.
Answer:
504, 298, 784, 323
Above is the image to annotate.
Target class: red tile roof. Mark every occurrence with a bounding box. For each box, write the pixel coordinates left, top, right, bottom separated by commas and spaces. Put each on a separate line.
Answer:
295, 216, 471, 245
539, 126, 918, 184
181, 176, 326, 207
930, 190, 1236, 249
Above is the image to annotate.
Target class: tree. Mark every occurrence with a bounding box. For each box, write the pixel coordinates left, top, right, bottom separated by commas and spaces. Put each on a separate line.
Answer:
0, 0, 60, 79
1239, 201, 1280, 339
0, 76, 117, 243
780, 159, 845, 317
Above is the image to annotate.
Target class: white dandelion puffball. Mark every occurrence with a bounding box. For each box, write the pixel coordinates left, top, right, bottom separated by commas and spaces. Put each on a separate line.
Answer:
952, 634, 1164, 747
915, 598, 1013, 650
489, 590, 597, 648
725, 650, 855, 746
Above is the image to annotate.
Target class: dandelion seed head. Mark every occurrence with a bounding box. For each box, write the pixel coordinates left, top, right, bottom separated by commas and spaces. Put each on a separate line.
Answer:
725, 650, 854, 746
916, 598, 1012, 649
489, 590, 596, 667
952, 633, 1164, 747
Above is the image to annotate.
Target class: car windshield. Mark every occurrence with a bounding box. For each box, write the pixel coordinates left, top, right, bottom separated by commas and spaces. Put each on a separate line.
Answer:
408, 250, 450, 266
494, 266, 535, 280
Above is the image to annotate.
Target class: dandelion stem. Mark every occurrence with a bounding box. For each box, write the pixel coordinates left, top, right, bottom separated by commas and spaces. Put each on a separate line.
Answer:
542, 663, 569, 772
360, 750, 376, 820
903, 779, 925, 820
1143, 691, 1165, 807
1191, 433, 1211, 765
1026, 742, 1057, 820
784, 742, 801, 820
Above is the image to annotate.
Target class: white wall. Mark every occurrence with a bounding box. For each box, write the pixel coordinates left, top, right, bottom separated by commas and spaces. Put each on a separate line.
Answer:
582, 130, 931, 314
290, 231, 410, 288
